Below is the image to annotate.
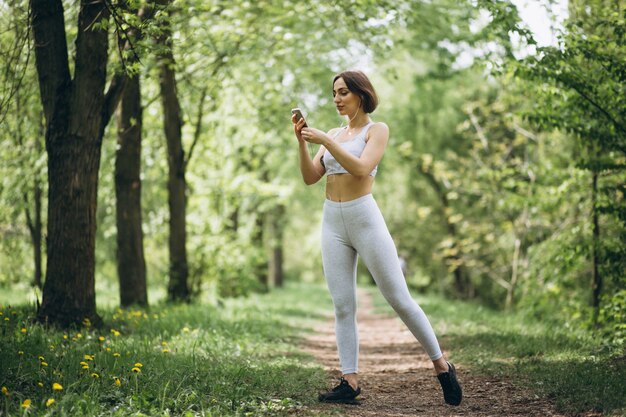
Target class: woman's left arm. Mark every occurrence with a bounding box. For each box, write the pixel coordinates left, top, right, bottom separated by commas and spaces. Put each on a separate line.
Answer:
301, 122, 389, 177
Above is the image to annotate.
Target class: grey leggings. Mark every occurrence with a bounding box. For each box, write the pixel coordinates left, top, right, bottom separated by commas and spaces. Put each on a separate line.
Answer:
321, 194, 443, 375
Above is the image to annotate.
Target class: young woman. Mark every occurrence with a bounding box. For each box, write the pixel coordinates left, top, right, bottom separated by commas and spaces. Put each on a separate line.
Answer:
292, 70, 462, 406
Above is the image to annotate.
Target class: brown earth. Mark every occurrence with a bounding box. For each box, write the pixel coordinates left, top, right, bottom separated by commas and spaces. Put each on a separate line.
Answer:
300, 289, 578, 417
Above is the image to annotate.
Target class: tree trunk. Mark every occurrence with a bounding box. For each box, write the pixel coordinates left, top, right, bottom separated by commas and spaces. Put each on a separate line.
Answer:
268, 204, 286, 288
505, 237, 521, 310
31, 0, 123, 327
253, 213, 269, 290
115, 73, 148, 307
591, 170, 602, 324
24, 177, 43, 289
156, 0, 190, 302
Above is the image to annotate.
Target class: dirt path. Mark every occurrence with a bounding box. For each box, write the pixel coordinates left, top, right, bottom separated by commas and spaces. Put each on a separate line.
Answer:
302, 289, 567, 417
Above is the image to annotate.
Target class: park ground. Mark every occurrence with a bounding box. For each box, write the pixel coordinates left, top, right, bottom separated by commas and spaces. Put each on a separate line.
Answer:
0, 283, 624, 416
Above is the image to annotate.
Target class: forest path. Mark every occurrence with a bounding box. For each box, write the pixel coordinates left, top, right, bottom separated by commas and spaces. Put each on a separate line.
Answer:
302, 289, 568, 417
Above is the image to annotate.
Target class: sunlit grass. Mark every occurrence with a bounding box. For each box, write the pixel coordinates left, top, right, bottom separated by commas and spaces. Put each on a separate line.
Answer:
0, 282, 333, 416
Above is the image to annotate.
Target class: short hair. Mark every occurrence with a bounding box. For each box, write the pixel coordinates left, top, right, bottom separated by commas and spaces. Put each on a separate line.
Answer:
333, 70, 379, 114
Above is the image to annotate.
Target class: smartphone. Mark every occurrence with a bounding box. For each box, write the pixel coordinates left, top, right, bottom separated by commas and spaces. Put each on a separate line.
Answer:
291, 107, 308, 127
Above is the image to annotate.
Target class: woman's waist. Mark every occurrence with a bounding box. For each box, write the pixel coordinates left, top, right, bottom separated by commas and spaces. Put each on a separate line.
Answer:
325, 174, 374, 202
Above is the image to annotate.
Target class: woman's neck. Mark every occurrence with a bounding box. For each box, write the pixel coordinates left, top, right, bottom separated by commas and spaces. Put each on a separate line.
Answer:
346, 111, 370, 130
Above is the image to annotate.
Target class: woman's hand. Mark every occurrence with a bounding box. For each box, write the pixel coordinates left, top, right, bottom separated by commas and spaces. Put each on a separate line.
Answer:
291, 114, 306, 143
301, 127, 329, 145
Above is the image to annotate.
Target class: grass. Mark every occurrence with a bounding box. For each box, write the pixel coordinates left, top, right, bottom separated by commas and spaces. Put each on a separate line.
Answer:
0, 282, 334, 416
4, 280, 624, 416
369, 287, 626, 416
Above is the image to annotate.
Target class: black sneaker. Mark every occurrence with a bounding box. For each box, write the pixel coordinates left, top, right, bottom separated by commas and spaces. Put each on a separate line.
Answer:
318, 378, 361, 404
437, 361, 462, 406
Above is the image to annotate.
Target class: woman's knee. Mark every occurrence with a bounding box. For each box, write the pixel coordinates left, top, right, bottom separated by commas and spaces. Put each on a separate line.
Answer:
333, 301, 357, 320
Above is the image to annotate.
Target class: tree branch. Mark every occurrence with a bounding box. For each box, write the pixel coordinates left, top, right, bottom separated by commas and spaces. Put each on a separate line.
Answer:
185, 86, 207, 169
102, 72, 128, 128
29, 0, 71, 124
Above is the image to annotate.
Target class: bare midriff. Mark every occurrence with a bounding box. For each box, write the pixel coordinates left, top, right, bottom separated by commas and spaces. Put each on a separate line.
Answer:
325, 174, 374, 202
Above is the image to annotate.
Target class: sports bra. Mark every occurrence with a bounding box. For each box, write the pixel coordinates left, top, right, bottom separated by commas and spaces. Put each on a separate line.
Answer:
321, 121, 378, 177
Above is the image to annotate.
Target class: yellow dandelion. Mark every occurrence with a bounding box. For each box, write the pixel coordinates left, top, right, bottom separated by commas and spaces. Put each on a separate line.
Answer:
91, 373, 99, 379
98, 336, 105, 342
37, 382, 44, 388
84, 354, 94, 361
113, 352, 120, 357
111, 329, 121, 337
162, 349, 170, 353
133, 362, 143, 368
46, 398, 55, 407
105, 347, 111, 352
52, 383, 63, 391
38, 356, 45, 361
63, 334, 68, 340
41, 361, 48, 367
21, 399, 31, 409
20, 328, 27, 334
182, 327, 190, 333
161, 341, 168, 346
18, 351, 23, 356
49, 345, 55, 350
80, 361, 88, 366
82, 365, 89, 370
82, 318, 91, 327
114, 377, 121, 386
1, 386, 8, 396
76, 333, 82, 338
131, 367, 141, 373
4, 317, 9, 321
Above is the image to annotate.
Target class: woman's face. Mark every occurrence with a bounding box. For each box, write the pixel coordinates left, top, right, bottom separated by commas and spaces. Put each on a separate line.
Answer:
333, 77, 361, 116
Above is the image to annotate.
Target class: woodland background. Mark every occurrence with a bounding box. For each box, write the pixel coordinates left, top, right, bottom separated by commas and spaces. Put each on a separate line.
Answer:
0, 0, 624, 349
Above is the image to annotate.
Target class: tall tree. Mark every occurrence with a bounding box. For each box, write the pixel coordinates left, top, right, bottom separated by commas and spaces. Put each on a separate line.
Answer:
155, 0, 190, 302
115, 4, 153, 307
30, 0, 124, 326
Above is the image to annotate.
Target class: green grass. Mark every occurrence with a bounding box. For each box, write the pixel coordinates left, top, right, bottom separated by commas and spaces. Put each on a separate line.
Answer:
5, 281, 624, 416
369, 287, 626, 416
0, 283, 334, 416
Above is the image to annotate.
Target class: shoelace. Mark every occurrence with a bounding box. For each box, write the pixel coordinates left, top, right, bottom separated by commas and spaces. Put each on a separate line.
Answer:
332, 378, 350, 392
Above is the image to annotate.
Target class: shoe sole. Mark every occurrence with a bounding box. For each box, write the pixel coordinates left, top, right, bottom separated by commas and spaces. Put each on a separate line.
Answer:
320, 397, 362, 405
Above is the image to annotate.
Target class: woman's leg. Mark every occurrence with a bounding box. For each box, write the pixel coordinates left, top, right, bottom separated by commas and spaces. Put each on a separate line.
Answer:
321, 205, 360, 384
349, 199, 444, 363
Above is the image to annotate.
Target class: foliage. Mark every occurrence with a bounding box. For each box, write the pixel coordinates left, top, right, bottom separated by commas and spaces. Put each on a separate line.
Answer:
509, 2, 626, 345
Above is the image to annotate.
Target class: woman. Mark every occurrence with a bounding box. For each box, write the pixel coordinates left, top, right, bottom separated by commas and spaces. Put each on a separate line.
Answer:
292, 70, 462, 406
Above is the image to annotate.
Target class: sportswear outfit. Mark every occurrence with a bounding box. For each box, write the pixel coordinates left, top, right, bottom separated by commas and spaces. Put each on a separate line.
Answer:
320, 122, 443, 376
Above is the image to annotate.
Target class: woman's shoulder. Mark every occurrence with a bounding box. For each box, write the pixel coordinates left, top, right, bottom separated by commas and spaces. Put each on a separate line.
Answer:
366, 121, 389, 139
369, 121, 389, 131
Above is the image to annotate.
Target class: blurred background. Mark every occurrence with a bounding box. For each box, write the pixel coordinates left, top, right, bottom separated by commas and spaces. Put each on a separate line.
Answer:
0, 0, 624, 349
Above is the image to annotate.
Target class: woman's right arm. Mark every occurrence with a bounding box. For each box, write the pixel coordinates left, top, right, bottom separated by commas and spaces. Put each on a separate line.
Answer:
298, 143, 326, 185
293, 114, 330, 185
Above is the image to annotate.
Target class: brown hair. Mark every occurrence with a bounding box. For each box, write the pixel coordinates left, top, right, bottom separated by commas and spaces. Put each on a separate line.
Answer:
333, 70, 379, 114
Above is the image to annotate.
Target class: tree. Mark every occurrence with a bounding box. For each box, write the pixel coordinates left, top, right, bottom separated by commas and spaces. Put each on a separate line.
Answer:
115, 4, 153, 308
513, 1, 626, 326
153, 0, 191, 302
0, 0, 46, 289
30, 0, 124, 326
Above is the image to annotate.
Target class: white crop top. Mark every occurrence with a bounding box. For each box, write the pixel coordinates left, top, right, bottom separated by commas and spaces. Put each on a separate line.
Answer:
321, 122, 378, 177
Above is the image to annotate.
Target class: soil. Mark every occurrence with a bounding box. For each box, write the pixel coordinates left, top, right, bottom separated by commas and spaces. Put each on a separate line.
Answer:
300, 289, 578, 417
